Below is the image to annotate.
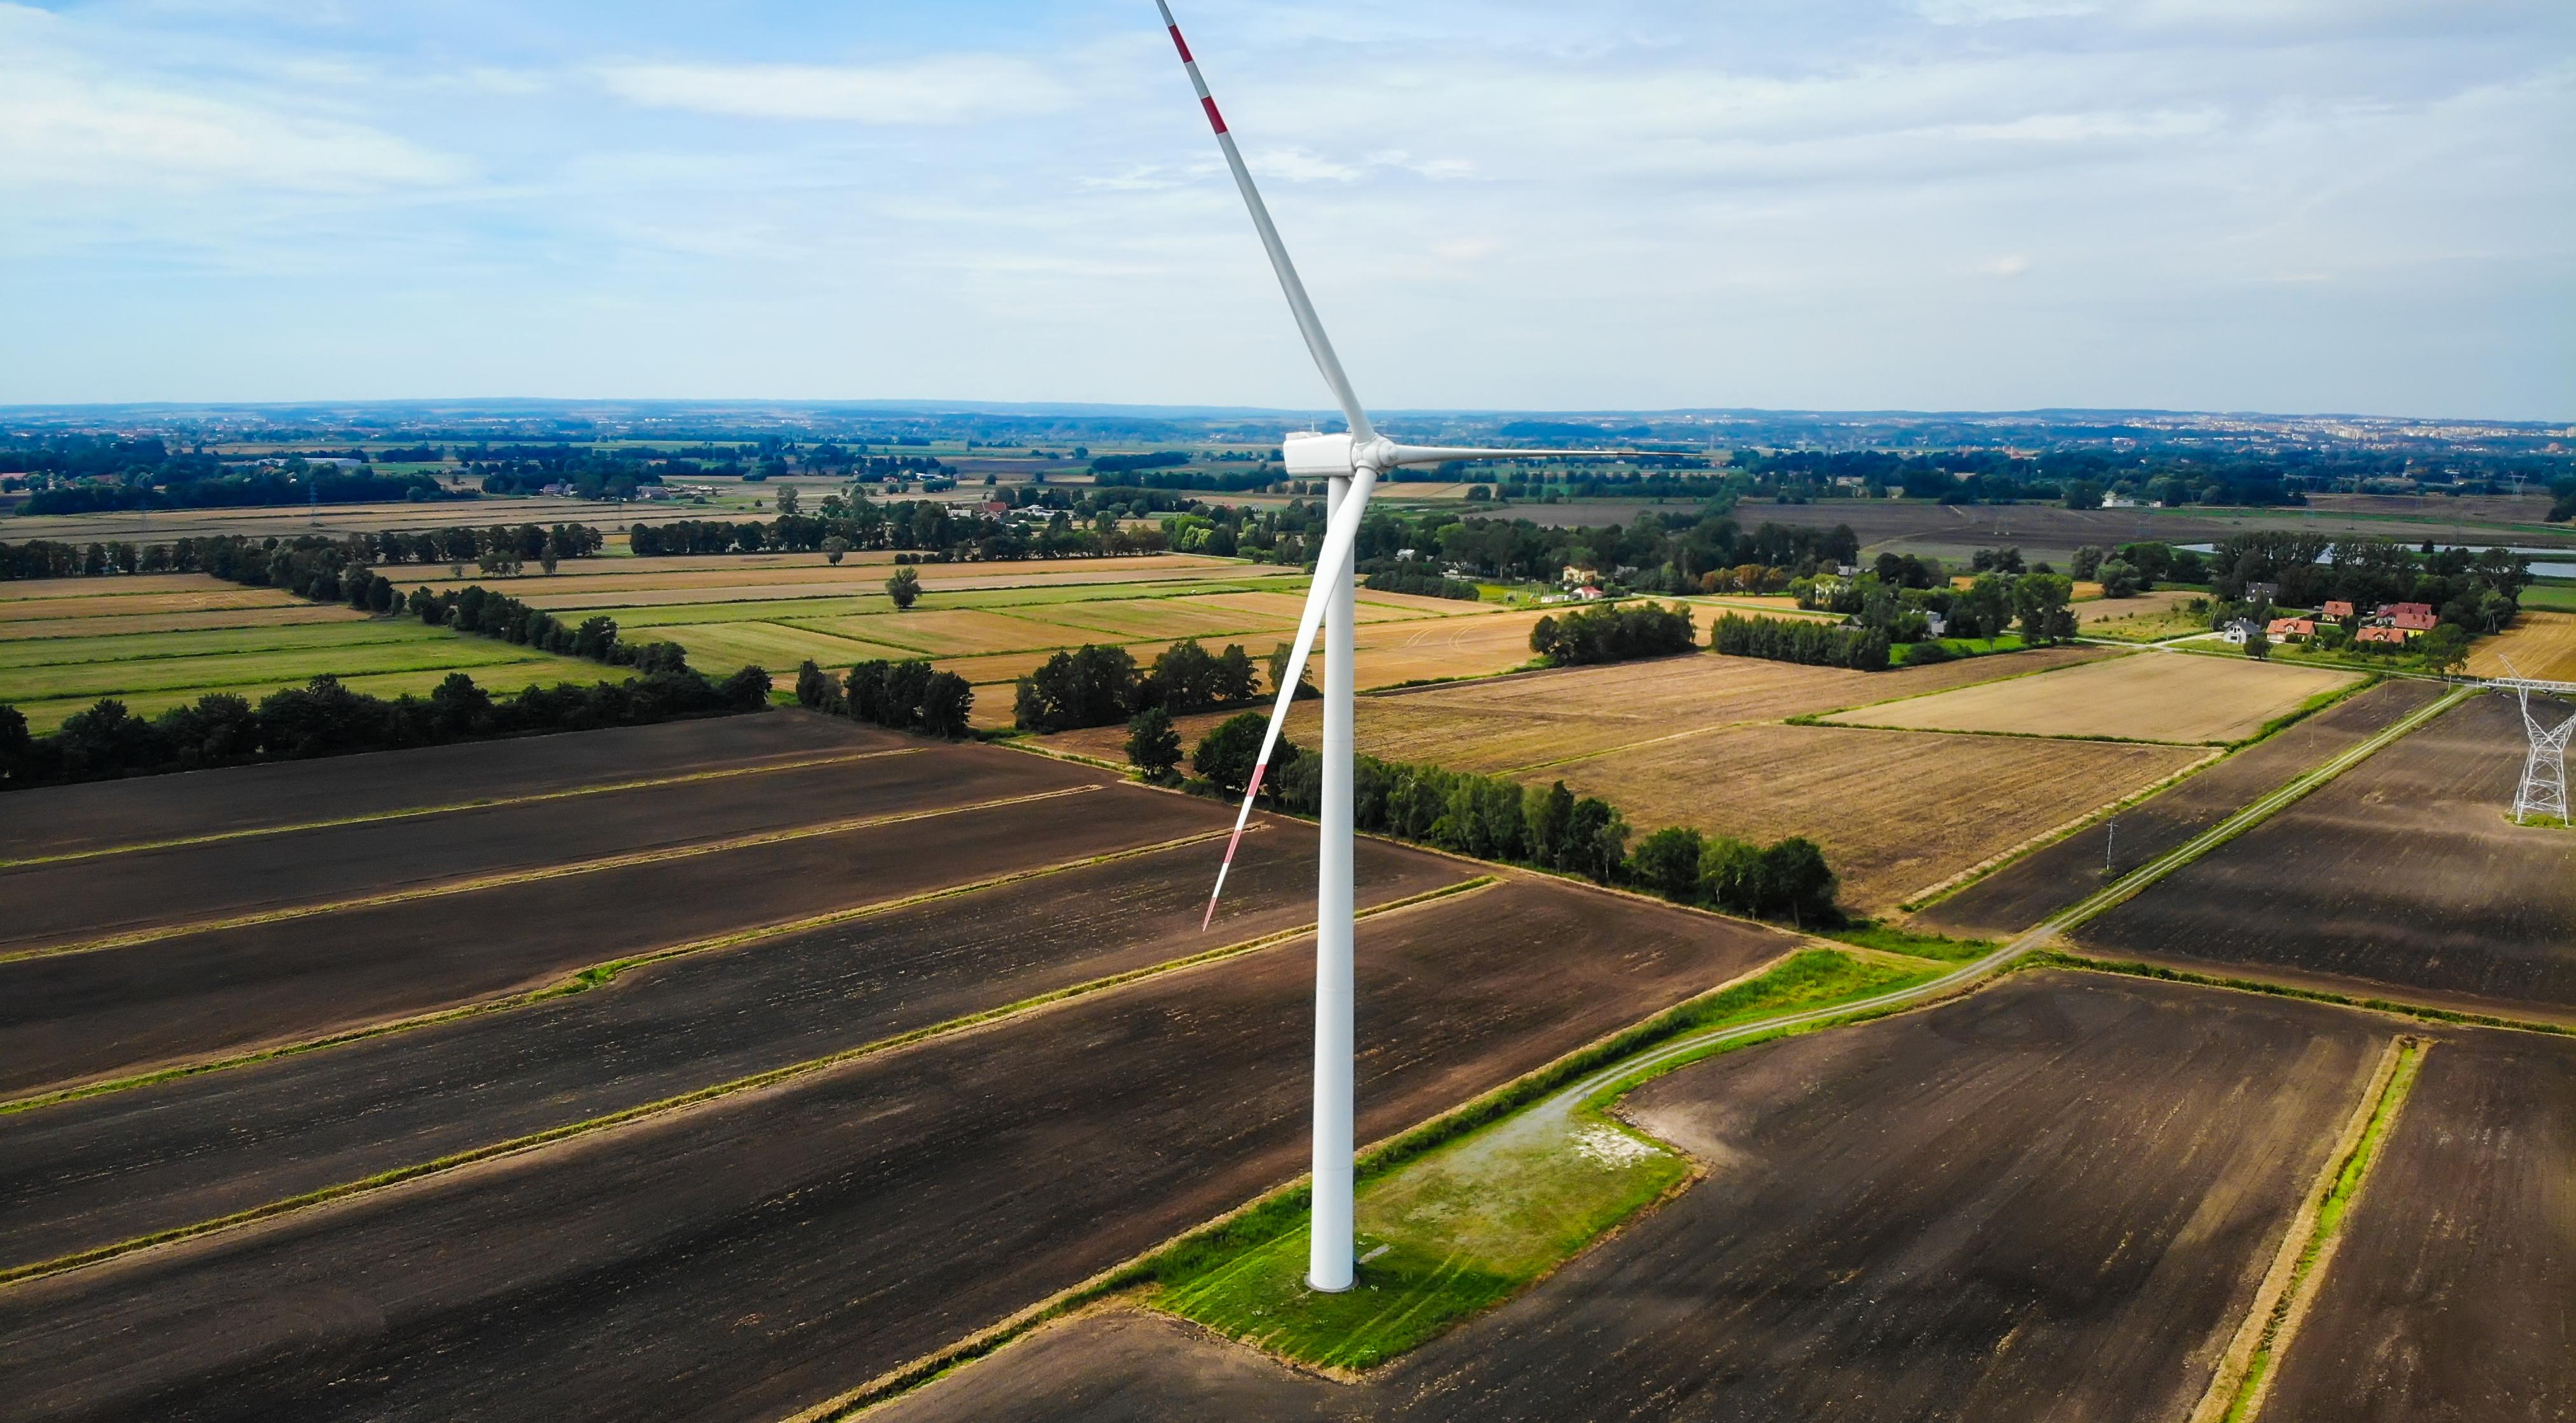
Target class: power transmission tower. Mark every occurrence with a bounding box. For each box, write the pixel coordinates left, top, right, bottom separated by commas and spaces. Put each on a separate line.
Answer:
2511, 685, 2573, 826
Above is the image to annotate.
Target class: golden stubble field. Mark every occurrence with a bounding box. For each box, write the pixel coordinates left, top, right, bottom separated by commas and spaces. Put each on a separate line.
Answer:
1821, 650, 2360, 744
1049, 644, 2113, 769
1538, 724, 2211, 912
2467, 610, 2576, 683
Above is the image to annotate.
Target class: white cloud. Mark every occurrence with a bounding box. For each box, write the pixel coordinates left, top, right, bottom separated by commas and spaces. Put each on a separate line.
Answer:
1981, 255, 2033, 276
594, 57, 1070, 125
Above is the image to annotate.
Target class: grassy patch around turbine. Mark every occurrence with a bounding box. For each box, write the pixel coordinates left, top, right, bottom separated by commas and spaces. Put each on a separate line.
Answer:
1143, 948, 1935, 1371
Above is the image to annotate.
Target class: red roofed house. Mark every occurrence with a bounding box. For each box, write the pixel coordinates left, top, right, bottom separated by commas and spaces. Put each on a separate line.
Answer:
2323, 600, 2356, 620
2267, 617, 2318, 641
2354, 626, 2415, 646
2376, 602, 2438, 631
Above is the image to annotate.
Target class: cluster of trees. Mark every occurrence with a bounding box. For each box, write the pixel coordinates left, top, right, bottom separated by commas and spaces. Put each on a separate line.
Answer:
2069, 541, 2210, 597
621, 492, 1176, 562
2211, 533, 2527, 632
1729, 446, 2366, 508
1795, 557, 2077, 648
1, 668, 768, 790
2551, 477, 2575, 523
1124, 712, 1842, 924
1529, 602, 1697, 666
1710, 613, 1891, 670
405, 586, 689, 673
1013, 639, 1263, 732
1087, 451, 1191, 476
1362, 568, 1482, 601
794, 659, 975, 738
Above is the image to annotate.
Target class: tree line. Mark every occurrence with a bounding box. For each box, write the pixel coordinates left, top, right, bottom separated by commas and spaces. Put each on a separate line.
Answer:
0, 523, 602, 582
792, 659, 975, 738
1012, 639, 1266, 733
1362, 568, 1482, 601
1709, 613, 1892, 670
1, 668, 770, 791
404, 586, 690, 674
1124, 709, 1841, 926
1529, 601, 1697, 666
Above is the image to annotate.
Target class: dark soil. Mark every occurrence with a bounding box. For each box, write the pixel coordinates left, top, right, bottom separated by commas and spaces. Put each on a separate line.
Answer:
0, 837, 1468, 1269
0, 710, 890, 862
0, 784, 1228, 1096
2075, 694, 2576, 1017
1916, 678, 2443, 938
0, 878, 1788, 1422
2262, 1030, 2576, 1422
873, 972, 2391, 1423
0, 742, 1097, 952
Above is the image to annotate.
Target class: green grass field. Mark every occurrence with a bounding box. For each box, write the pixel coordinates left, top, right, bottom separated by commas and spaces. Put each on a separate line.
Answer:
2521, 581, 2576, 613
1147, 949, 1936, 1371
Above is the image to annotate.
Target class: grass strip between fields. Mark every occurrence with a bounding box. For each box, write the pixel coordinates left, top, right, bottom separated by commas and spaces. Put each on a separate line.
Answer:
0, 747, 924, 870
2189, 1035, 2427, 1423
0, 783, 1096, 964
0, 825, 1256, 1117
798, 682, 2478, 1418
0, 875, 1497, 1288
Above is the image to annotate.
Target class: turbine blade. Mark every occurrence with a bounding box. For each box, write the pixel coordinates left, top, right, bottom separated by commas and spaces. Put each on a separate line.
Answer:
1202, 467, 1381, 928
1384, 444, 1653, 466
1153, 1, 1374, 444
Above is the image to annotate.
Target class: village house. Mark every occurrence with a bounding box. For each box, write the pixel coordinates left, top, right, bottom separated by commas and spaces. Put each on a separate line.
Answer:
2266, 617, 2318, 641
2375, 602, 2439, 632
2354, 625, 2416, 646
2323, 600, 2356, 621
2220, 618, 2263, 646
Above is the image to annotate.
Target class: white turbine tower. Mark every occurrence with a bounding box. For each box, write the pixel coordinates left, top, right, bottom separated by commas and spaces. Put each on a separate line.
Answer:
1154, 1, 1628, 1293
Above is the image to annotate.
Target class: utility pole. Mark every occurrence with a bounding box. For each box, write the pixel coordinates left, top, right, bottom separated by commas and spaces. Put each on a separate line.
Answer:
2104, 818, 2117, 877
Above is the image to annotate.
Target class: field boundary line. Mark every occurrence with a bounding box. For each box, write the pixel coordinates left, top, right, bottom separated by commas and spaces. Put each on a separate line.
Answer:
0, 748, 923, 870
0, 825, 1255, 1117
0, 784, 1099, 964
0, 874, 1494, 1290
1895, 749, 2224, 911
2189, 1035, 2426, 1423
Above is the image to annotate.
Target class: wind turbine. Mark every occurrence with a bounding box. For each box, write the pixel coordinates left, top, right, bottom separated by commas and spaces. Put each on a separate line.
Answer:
1154, 1, 1629, 1293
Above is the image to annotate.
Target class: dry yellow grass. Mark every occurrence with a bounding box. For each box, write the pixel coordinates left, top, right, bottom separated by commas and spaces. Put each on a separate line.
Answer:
654, 621, 927, 675
1184, 590, 1433, 624
1538, 724, 2209, 912
2077, 588, 2202, 627
0, 574, 255, 601
2468, 610, 2576, 682
1017, 595, 1299, 642
0, 586, 307, 622
1822, 650, 2359, 744
0, 605, 370, 641
793, 608, 1062, 657
1048, 644, 2114, 767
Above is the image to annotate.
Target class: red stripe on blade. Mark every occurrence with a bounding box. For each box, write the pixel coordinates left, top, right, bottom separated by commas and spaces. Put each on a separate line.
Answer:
1169, 25, 1193, 62
1202, 96, 1227, 134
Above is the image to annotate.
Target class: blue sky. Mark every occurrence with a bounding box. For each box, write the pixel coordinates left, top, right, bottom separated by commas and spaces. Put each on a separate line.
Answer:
1, 0, 2567, 417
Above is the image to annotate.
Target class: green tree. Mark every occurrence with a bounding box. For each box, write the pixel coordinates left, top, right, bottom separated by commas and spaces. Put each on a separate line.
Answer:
1630, 825, 1706, 901
2070, 545, 2107, 580
2245, 625, 2271, 661
1698, 836, 1765, 914
2417, 623, 2471, 675
2094, 558, 2143, 600
1194, 711, 1297, 797
1959, 574, 2015, 638
821, 536, 850, 565
917, 671, 974, 738
793, 659, 833, 710
1525, 779, 1576, 867
1266, 642, 1318, 700
2013, 572, 2077, 644
1125, 706, 1183, 780
775, 485, 801, 517
1563, 796, 1627, 883
886, 565, 922, 610
1757, 837, 1839, 927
